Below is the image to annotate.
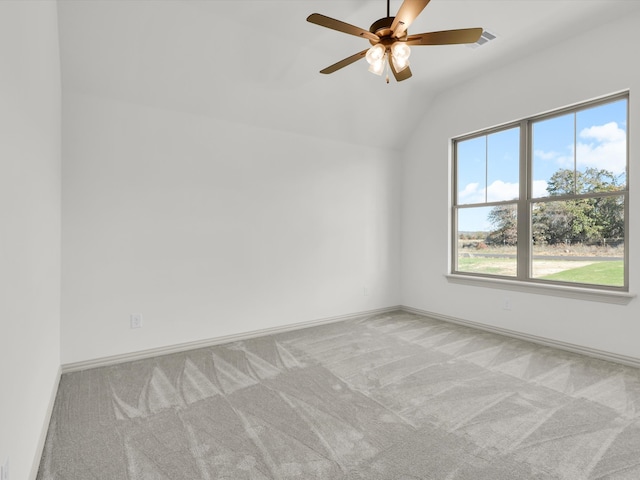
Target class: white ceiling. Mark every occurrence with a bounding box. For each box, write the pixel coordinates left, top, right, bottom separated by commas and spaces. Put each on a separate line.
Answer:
57, 0, 640, 151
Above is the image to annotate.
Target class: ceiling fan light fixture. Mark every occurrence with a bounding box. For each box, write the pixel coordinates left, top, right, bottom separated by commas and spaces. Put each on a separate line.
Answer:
391, 42, 411, 61
307, 0, 484, 82
365, 43, 386, 65
391, 55, 410, 73
368, 54, 387, 75
390, 41, 411, 72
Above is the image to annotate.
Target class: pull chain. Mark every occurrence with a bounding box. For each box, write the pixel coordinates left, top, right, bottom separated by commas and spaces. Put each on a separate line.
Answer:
385, 55, 390, 83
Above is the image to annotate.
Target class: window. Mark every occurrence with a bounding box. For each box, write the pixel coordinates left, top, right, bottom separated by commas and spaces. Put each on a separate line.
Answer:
452, 93, 628, 291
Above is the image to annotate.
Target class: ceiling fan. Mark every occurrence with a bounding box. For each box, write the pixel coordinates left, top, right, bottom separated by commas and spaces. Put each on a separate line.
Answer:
307, 0, 483, 83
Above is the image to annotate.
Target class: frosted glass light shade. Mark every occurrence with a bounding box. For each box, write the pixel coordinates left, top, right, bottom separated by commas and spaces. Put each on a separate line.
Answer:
391, 55, 410, 72
391, 42, 411, 61
390, 42, 411, 72
368, 55, 386, 75
365, 44, 386, 65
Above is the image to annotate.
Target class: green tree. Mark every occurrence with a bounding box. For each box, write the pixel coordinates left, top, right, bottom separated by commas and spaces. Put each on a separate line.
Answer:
486, 204, 517, 246
491, 167, 624, 247
546, 167, 623, 196
546, 168, 582, 196
540, 168, 624, 245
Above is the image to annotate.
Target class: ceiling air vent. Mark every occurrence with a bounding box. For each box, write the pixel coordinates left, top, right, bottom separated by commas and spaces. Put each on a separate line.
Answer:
467, 30, 497, 49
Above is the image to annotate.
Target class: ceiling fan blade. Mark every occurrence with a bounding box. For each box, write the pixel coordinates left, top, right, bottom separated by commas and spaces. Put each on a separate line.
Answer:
307, 13, 380, 43
390, 0, 431, 38
405, 28, 483, 45
319, 49, 369, 74
390, 61, 412, 82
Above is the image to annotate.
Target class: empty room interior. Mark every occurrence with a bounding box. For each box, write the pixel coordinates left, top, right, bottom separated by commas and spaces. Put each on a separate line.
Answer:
2, 0, 640, 479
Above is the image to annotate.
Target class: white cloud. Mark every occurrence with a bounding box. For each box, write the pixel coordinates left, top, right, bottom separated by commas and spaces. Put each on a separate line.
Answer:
576, 122, 626, 174
532, 180, 548, 198
460, 179, 549, 204
534, 149, 558, 161
533, 122, 625, 176
487, 180, 519, 202
555, 150, 575, 168
580, 122, 625, 143
458, 182, 482, 203
534, 147, 574, 169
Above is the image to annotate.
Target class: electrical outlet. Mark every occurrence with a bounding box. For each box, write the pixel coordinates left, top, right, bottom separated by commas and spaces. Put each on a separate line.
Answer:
502, 297, 512, 311
1, 458, 9, 480
130, 313, 143, 329
363, 287, 369, 297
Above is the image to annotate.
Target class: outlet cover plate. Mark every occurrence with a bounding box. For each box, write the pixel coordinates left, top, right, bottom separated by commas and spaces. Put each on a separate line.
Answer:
1, 458, 9, 480
130, 313, 143, 329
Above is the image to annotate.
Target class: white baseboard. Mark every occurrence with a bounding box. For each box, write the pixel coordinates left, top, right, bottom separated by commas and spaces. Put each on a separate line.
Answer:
61, 303, 640, 374
30, 365, 61, 480
400, 305, 640, 369
61, 306, 401, 373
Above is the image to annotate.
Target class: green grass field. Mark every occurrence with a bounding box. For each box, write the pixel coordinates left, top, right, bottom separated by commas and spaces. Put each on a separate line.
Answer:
539, 261, 624, 286
457, 257, 624, 286
457, 257, 516, 276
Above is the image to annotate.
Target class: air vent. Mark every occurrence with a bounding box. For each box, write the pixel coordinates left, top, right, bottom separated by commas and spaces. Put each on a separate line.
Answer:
467, 29, 497, 49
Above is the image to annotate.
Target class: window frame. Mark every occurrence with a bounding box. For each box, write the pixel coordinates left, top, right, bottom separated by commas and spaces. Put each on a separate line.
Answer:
451, 92, 630, 294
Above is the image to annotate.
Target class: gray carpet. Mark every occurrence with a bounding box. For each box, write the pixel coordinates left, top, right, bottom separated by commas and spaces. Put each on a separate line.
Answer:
38, 311, 640, 479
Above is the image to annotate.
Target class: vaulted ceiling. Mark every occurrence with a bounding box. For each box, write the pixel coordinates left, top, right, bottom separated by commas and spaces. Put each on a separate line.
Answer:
57, 0, 640, 150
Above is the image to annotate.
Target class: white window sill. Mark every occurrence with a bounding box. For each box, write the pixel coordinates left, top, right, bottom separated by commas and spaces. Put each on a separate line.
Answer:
445, 274, 636, 305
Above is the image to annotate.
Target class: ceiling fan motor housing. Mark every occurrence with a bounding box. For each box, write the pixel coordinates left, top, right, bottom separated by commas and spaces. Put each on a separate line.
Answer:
369, 16, 407, 45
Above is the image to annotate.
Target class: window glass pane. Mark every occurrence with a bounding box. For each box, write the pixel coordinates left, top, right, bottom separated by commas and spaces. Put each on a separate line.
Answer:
532, 113, 574, 198
576, 99, 627, 193
531, 197, 624, 286
453, 94, 627, 291
457, 136, 486, 205
456, 205, 517, 277
487, 127, 520, 202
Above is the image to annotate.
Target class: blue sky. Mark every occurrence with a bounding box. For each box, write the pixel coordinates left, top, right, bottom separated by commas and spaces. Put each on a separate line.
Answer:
457, 98, 627, 232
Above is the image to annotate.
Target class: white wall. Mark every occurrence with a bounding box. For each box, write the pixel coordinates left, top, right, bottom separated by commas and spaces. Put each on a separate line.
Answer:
0, 2, 61, 479
401, 11, 640, 359
61, 93, 400, 364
